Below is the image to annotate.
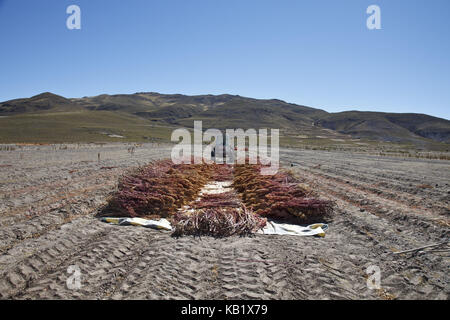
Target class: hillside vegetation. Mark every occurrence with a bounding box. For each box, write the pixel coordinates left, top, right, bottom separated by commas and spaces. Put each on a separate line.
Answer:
0, 92, 449, 150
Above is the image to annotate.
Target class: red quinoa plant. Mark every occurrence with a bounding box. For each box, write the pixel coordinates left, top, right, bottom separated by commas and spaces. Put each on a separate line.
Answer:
232, 164, 333, 223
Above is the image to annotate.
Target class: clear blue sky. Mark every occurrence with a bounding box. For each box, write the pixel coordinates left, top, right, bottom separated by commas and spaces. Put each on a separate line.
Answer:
0, 0, 449, 119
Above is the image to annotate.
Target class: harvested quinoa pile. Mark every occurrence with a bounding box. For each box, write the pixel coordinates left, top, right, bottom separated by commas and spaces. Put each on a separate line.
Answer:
100, 160, 215, 217
233, 164, 333, 223
101, 160, 333, 236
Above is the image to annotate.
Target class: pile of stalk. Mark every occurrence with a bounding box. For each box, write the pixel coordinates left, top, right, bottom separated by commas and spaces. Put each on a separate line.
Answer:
100, 160, 217, 218
171, 162, 267, 237
172, 191, 266, 237
101, 160, 333, 236
233, 164, 333, 223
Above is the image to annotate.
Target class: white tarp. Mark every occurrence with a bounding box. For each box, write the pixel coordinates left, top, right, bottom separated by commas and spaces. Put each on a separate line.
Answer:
100, 217, 328, 237
100, 217, 172, 231
257, 221, 328, 237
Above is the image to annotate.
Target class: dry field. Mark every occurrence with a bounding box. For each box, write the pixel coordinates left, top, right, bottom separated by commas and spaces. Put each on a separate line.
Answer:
0, 144, 448, 299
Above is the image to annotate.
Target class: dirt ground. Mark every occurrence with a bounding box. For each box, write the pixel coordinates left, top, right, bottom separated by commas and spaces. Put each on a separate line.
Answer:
0, 144, 448, 299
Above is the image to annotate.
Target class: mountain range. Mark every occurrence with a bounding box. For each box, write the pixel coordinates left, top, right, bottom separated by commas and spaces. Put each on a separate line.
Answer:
0, 92, 449, 149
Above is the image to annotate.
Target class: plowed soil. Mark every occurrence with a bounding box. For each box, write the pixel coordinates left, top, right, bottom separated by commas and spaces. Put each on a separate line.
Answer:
0, 144, 448, 299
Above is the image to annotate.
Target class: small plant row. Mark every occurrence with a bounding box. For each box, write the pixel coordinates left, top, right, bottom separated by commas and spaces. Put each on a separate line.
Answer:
232, 164, 333, 223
